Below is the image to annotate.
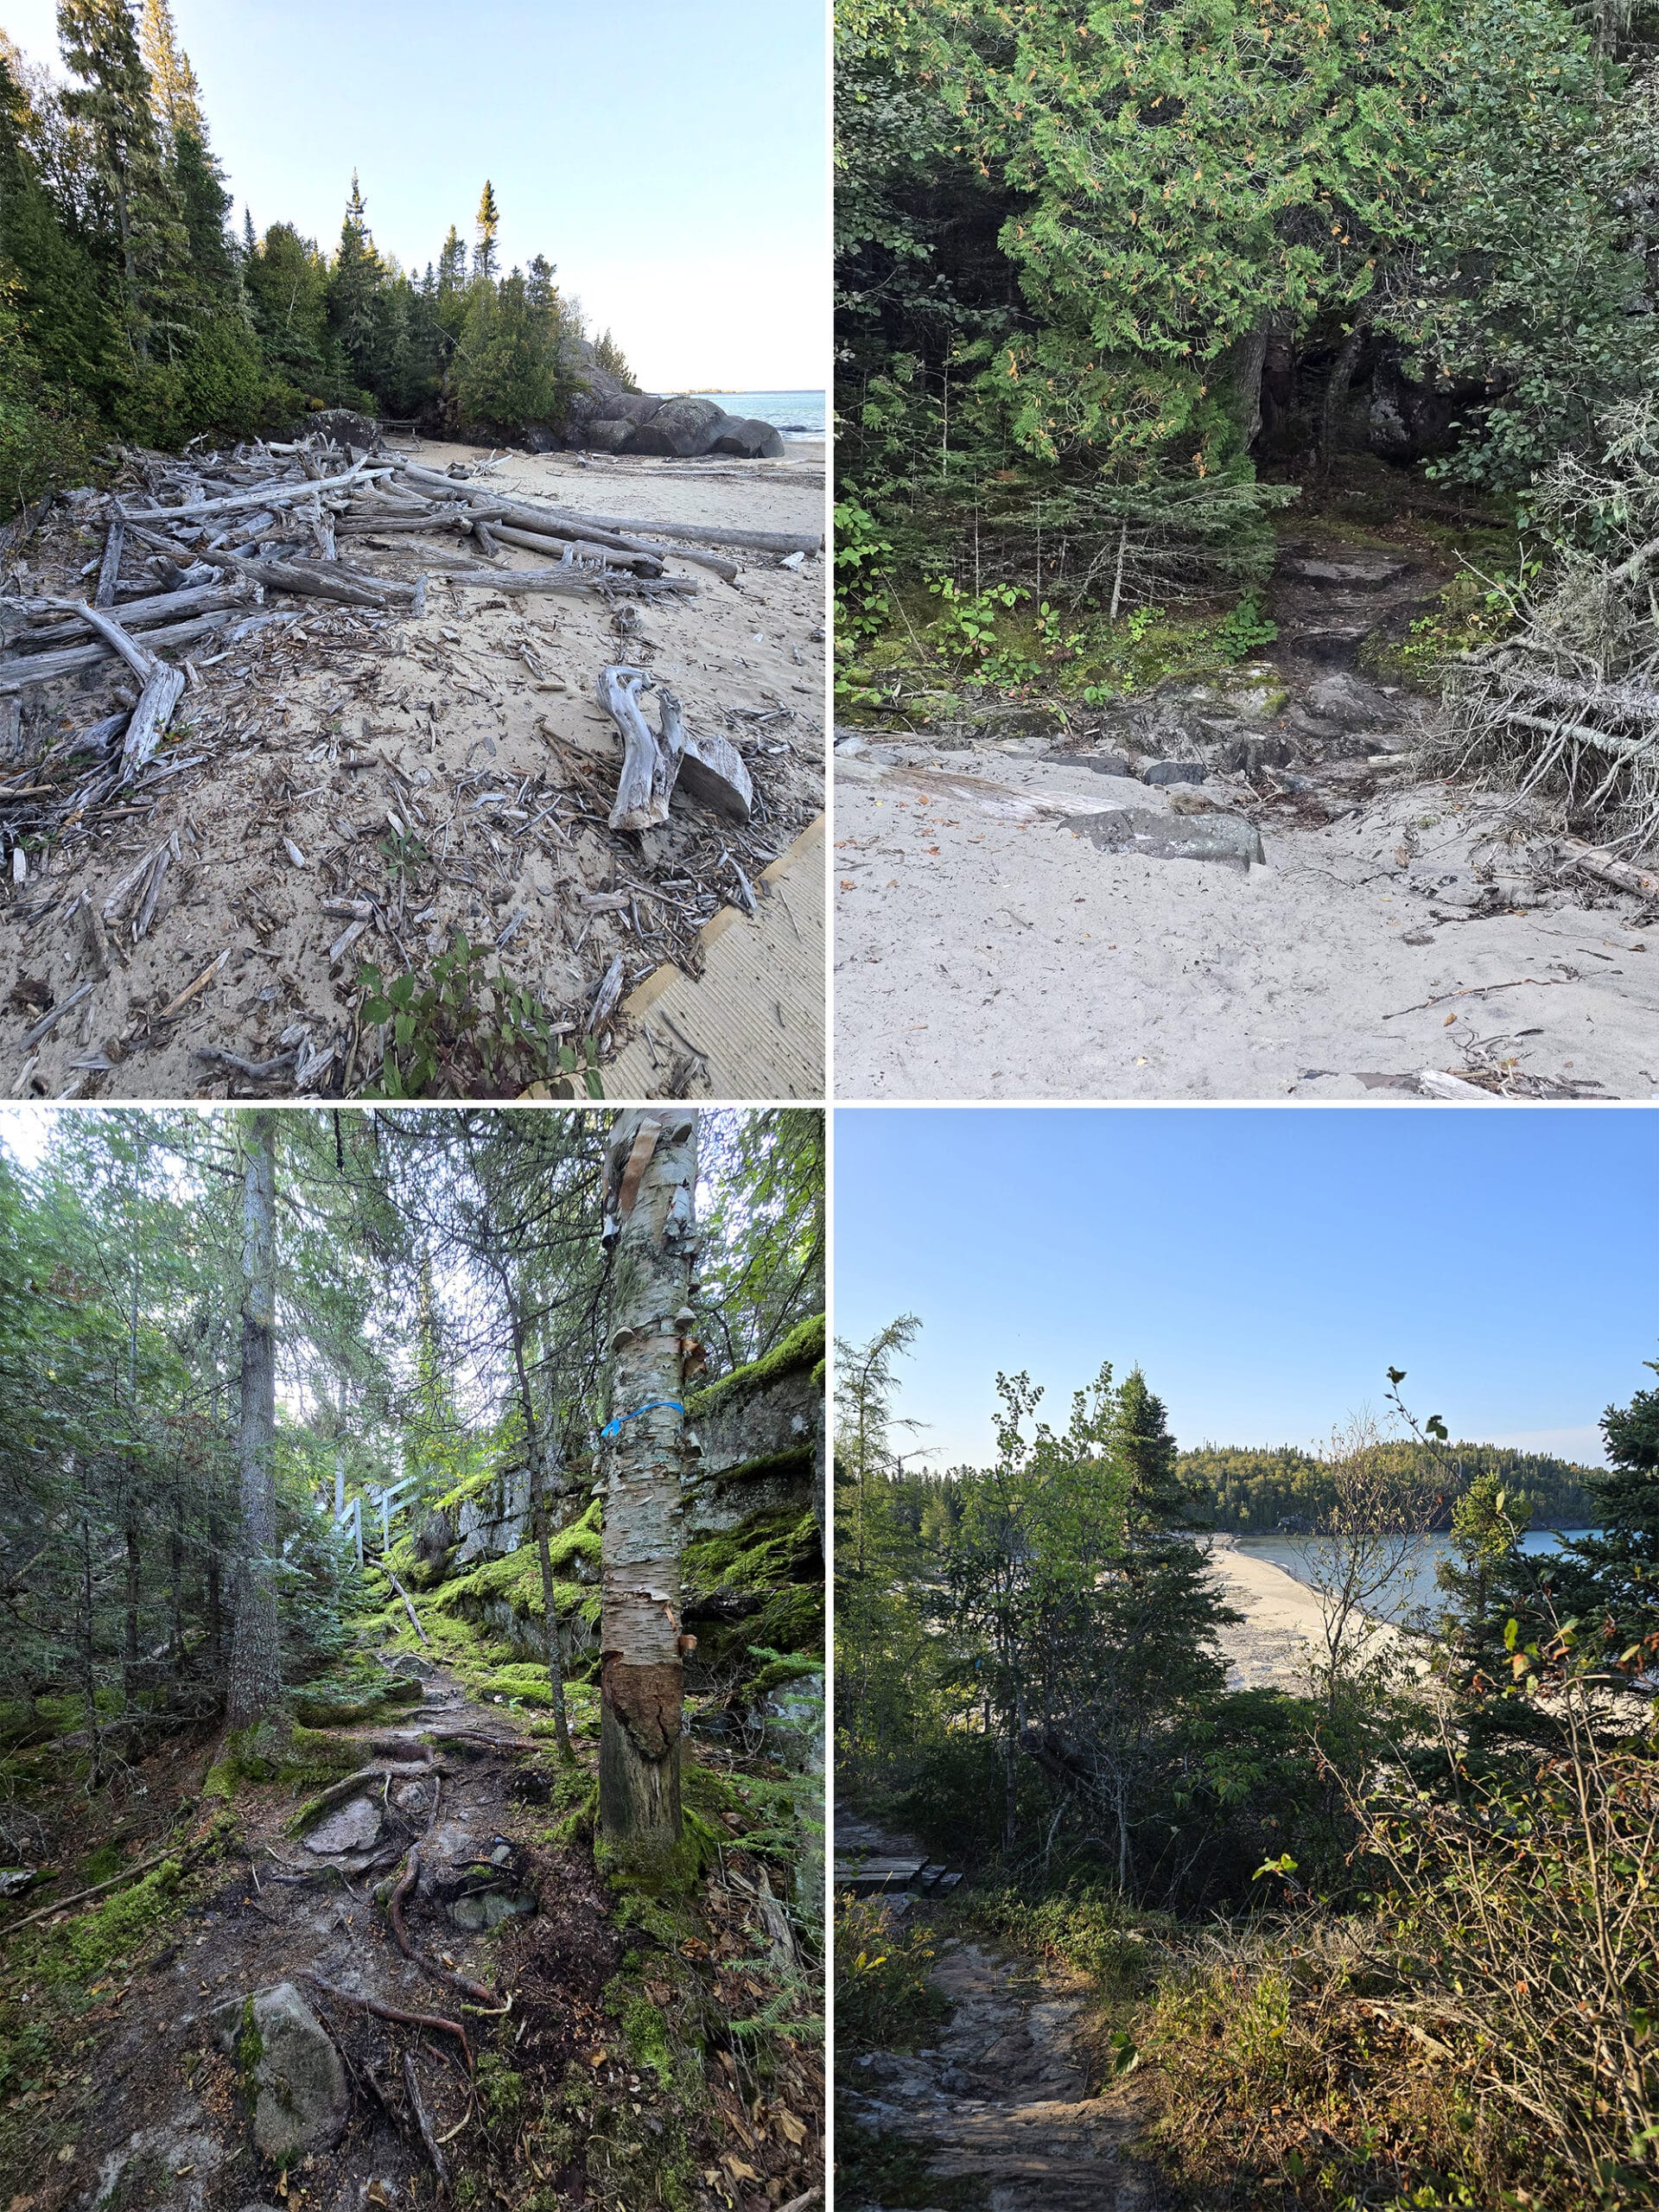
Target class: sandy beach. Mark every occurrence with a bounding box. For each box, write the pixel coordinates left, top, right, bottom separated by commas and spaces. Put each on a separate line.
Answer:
3, 438, 826, 1099
833, 740, 1659, 1102
1204, 1535, 1332, 1691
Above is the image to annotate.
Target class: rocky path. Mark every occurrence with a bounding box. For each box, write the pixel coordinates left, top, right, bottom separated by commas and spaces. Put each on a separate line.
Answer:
836, 539, 1659, 1101
67, 1655, 601, 2212
842, 1822, 1163, 2212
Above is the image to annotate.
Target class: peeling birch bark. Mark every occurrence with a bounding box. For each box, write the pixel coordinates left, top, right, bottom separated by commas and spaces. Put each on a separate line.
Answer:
598, 1109, 700, 1873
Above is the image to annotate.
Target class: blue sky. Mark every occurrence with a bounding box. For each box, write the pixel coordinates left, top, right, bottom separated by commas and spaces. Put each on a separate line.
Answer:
2, 0, 826, 391
833, 1109, 1659, 1469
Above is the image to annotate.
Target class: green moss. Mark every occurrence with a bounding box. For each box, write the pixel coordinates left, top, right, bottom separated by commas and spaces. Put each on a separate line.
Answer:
206, 1720, 362, 1804
749, 1654, 823, 1700
683, 1509, 818, 1598
620, 1994, 677, 2092
234, 1994, 263, 2079
11, 1860, 185, 1991
597, 1806, 722, 1897
429, 1538, 598, 1632
686, 1314, 824, 1425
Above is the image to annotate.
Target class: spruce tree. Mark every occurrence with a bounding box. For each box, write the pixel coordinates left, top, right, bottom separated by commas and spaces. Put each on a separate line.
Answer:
137, 0, 202, 143
474, 178, 499, 281
57, 0, 189, 362
593, 327, 639, 391
328, 171, 386, 398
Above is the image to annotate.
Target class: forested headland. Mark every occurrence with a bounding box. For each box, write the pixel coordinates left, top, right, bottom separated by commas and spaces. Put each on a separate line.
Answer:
835, 1317, 1659, 2209
0, 2, 638, 517
884, 1439, 1602, 1540
836, 0, 1659, 857
0, 1106, 824, 2212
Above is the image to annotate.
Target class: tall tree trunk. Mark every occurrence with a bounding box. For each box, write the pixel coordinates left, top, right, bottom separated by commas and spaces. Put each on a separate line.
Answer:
227, 1110, 281, 1730
1234, 324, 1272, 453
1320, 322, 1368, 469
123, 1522, 141, 1687
505, 1297, 574, 1760
78, 1489, 103, 1790
598, 1110, 699, 1874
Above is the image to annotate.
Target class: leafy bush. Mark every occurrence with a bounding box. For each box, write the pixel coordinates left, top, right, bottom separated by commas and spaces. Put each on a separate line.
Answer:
834, 1895, 950, 2055
359, 938, 602, 1099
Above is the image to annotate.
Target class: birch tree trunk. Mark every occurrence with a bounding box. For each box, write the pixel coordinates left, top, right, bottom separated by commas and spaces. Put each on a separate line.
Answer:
598, 1109, 699, 1873
227, 1110, 281, 1729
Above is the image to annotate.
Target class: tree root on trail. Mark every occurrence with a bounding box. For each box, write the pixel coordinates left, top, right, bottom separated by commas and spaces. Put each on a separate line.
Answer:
291, 1759, 439, 1828
302, 1972, 474, 2072
388, 1842, 508, 2012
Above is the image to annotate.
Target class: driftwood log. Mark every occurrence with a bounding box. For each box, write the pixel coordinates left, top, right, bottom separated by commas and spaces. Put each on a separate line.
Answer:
50, 599, 187, 779
597, 662, 753, 832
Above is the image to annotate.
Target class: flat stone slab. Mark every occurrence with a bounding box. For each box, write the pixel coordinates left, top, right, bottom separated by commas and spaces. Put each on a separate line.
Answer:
302, 1795, 383, 1855
1063, 806, 1266, 873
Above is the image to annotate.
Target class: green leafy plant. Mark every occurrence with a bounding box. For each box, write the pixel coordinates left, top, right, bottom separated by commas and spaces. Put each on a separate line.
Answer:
1216, 595, 1279, 662
358, 935, 586, 1099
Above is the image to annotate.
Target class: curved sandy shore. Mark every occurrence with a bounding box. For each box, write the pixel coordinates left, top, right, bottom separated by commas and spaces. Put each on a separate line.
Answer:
1205, 1535, 1332, 1691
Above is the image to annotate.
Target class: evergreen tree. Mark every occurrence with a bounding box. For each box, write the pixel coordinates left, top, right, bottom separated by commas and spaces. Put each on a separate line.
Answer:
137, 0, 202, 143
56, 0, 189, 361
474, 177, 499, 280
245, 220, 331, 391
593, 326, 638, 390
328, 170, 386, 398
1552, 1362, 1659, 1669
453, 266, 571, 430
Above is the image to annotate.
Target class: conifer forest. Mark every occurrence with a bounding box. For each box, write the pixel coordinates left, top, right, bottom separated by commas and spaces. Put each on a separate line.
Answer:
0, 1104, 826, 2212
0, 2, 636, 512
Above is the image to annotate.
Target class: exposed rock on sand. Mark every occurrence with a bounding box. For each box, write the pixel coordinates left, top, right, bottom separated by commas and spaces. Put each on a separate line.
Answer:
835, 642, 1659, 1102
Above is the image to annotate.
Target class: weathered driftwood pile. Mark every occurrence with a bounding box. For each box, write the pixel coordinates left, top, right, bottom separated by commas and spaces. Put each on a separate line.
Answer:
1440, 413, 1659, 868
0, 431, 821, 1096
0, 429, 817, 874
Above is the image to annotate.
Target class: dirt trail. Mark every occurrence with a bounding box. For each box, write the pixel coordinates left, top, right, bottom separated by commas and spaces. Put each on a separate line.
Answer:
841, 1820, 1163, 2212
51, 1657, 603, 2212
836, 536, 1659, 1102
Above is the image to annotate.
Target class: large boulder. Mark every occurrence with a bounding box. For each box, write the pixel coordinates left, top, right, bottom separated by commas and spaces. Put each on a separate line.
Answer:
302, 1795, 383, 1856
631, 396, 728, 458
302, 407, 379, 454
582, 417, 640, 453
454, 1465, 531, 1565
214, 1984, 349, 2166
1306, 671, 1388, 730
709, 416, 787, 460
564, 359, 639, 429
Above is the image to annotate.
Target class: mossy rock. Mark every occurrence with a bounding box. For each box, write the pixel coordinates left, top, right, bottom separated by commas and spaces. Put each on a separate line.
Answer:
685, 1314, 824, 1426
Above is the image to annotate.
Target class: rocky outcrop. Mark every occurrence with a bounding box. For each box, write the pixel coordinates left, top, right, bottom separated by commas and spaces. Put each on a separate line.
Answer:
685, 1313, 825, 1535
454, 1465, 532, 1566
557, 347, 786, 457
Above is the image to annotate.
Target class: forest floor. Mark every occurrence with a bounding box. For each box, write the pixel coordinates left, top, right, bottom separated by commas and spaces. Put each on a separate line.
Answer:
2, 439, 826, 1101
0, 1649, 824, 2212
839, 1817, 1166, 2212
835, 499, 1659, 1101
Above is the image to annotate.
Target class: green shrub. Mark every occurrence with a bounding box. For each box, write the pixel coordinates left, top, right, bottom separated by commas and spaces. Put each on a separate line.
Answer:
834, 1896, 950, 2055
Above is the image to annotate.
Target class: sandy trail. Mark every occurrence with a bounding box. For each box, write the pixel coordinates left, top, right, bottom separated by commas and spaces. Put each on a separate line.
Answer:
2, 438, 825, 1099
834, 741, 1659, 1101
